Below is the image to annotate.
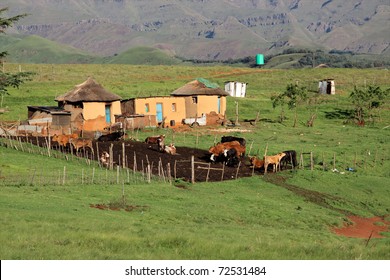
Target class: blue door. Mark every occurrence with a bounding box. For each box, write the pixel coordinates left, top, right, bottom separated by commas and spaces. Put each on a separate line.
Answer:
156, 103, 163, 122
217, 97, 221, 114
105, 105, 111, 123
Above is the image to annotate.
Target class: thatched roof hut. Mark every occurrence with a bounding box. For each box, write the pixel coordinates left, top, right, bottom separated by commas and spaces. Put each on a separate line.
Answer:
55, 78, 122, 132
171, 78, 229, 97
55, 77, 121, 103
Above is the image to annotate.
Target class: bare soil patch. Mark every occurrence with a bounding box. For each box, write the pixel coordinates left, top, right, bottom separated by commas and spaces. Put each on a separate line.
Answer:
332, 216, 390, 239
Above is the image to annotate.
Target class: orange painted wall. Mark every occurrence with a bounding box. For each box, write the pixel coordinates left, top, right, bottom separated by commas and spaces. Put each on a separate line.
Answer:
83, 101, 121, 124
134, 96, 186, 126
197, 96, 226, 116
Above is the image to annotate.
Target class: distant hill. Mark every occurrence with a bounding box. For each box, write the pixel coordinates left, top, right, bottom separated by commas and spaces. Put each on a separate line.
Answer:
2, 0, 389, 63
99, 47, 182, 65
0, 34, 182, 65
0, 34, 97, 64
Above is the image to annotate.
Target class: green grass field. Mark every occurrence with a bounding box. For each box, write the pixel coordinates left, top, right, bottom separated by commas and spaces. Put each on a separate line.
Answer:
0, 64, 389, 259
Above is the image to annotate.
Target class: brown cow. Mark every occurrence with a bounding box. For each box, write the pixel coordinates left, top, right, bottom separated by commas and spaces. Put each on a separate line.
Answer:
145, 134, 165, 151
69, 138, 93, 154
209, 141, 246, 162
249, 156, 264, 170
263, 152, 286, 173
145, 134, 165, 144
52, 133, 78, 148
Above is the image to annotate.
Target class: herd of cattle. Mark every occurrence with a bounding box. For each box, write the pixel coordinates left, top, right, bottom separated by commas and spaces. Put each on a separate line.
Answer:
50, 131, 297, 173
208, 136, 297, 172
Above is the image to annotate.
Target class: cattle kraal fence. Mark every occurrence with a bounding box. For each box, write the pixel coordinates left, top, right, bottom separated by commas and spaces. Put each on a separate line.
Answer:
0, 136, 165, 186
1, 135, 387, 186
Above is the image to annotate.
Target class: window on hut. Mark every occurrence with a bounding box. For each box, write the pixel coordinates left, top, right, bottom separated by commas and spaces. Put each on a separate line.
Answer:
172, 103, 176, 112
145, 103, 150, 113
192, 97, 198, 104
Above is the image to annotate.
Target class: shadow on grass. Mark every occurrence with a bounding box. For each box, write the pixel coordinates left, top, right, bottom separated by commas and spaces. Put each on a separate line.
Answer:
324, 109, 355, 120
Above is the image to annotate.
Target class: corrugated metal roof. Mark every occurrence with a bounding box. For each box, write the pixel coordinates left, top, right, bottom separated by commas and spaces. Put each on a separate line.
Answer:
28, 106, 71, 115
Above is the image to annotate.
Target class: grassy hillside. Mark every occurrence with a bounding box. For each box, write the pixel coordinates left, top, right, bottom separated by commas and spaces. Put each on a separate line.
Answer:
0, 34, 97, 64
1, 145, 389, 259
99, 46, 182, 65
0, 65, 389, 260
2, 33, 389, 68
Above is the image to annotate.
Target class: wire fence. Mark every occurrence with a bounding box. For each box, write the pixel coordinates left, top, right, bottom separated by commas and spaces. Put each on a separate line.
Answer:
0, 136, 169, 187
1, 135, 388, 186
0, 165, 154, 187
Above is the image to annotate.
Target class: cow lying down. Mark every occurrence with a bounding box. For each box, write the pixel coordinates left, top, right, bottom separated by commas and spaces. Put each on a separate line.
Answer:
163, 143, 177, 155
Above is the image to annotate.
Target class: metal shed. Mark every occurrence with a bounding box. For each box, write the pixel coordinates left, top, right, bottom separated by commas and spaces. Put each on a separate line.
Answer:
224, 81, 248, 98
318, 79, 335, 95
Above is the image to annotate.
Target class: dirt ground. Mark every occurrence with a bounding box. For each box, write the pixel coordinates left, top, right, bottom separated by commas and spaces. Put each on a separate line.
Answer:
332, 216, 390, 239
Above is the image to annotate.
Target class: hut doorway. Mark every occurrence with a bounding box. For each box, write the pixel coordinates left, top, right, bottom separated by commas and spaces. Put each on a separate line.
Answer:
105, 105, 111, 123
156, 103, 163, 122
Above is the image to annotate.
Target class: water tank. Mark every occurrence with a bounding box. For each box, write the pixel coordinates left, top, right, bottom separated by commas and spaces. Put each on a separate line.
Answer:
256, 54, 264, 65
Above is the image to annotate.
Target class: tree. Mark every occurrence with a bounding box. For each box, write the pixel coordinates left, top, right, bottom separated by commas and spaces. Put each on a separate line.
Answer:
0, 8, 34, 102
349, 85, 390, 126
271, 83, 308, 127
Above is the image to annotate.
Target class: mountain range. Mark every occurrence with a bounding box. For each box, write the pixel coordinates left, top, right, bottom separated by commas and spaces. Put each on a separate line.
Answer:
2, 0, 389, 62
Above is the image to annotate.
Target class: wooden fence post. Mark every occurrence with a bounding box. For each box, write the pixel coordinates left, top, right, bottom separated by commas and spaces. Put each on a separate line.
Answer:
116, 166, 120, 184
206, 163, 211, 182
322, 152, 326, 171
235, 101, 239, 125
147, 164, 151, 183
310, 152, 314, 171
248, 141, 254, 156
174, 160, 177, 180
235, 161, 241, 179
191, 156, 195, 184
133, 152, 137, 174
167, 163, 171, 184
62, 166, 66, 185
109, 143, 114, 170
122, 142, 126, 168
254, 111, 260, 126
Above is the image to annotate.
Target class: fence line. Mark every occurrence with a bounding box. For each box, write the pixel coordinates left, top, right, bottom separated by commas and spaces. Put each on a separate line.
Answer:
1, 136, 387, 186
0, 136, 159, 186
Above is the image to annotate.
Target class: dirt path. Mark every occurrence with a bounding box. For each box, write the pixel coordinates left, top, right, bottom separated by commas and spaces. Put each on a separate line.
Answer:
263, 173, 390, 238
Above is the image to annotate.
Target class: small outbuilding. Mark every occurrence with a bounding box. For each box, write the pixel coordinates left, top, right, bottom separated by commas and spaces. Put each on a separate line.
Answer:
318, 79, 335, 95
224, 81, 248, 98
27, 106, 71, 135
